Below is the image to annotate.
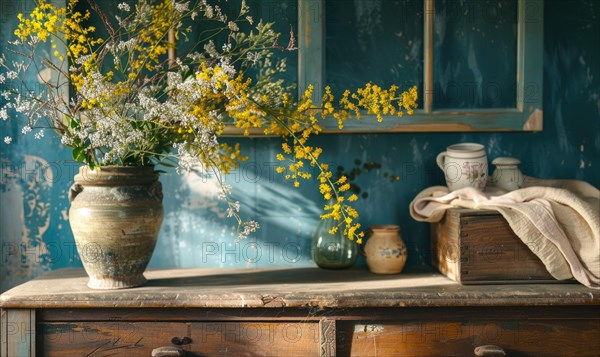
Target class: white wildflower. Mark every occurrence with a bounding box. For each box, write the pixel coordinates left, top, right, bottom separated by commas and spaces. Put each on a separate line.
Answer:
203, 41, 218, 58
173, 142, 206, 174
191, 11, 198, 20
76, 54, 92, 65
174, 2, 189, 12
214, 5, 226, 22
0, 107, 8, 120
6, 71, 17, 80
238, 220, 259, 240
11, 60, 25, 73
99, 151, 120, 165
21, 125, 32, 135
218, 183, 233, 200
60, 134, 73, 145
0, 73, 5, 84
240, 0, 250, 15
34, 130, 45, 139
117, 2, 130, 12
247, 52, 261, 65
219, 57, 236, 77
166, 71, 183, 88
116, 38, 136, 52
228, 21, 239, 32
246, 16, 254, 25
4, 136, 12, 144
204, 5, 214, 18
226, 201, 241, 217
27, 36, 40, 46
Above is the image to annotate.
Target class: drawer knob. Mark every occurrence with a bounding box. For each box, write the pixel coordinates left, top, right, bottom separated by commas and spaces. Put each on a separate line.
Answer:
151, 346, 185, 357
171, 336, 192, 345
474, 345, 506, 356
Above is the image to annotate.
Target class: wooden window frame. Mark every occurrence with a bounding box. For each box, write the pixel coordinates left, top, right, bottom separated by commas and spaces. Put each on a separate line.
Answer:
298, 0, 544, 132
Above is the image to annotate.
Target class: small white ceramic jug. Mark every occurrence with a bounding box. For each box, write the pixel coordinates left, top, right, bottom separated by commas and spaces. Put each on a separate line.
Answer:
436, 143, 488, 191
490, 157, 524, 191
364, 225, 407, 274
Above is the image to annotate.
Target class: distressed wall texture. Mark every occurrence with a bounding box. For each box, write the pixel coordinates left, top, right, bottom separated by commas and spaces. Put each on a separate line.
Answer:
1, 0, 599, 292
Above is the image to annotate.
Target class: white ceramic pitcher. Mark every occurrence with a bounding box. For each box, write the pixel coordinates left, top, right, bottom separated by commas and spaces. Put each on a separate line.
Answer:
436, 143, 488, 191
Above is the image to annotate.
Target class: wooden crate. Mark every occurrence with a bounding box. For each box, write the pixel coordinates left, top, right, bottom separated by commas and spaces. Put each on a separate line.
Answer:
431, 208, 557, 283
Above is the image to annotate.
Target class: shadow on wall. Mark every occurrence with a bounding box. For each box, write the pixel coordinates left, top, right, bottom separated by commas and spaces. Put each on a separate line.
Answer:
152, 156, 322, 270
150, 135, 445, 271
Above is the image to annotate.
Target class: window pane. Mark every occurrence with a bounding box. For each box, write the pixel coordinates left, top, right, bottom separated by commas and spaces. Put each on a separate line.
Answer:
253, 0, 299, 84
433, 0, 517, 109
185, 0, 298, 84
326, 0, 424, 106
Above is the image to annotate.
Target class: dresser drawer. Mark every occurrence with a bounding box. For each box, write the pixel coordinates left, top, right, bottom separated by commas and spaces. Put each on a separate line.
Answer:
38, 321, 319, 356
337, 318, 600, 357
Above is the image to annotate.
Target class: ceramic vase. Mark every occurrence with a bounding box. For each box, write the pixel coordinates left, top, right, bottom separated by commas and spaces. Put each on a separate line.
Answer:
69, 166, 163, 289
364, 225, 407, 274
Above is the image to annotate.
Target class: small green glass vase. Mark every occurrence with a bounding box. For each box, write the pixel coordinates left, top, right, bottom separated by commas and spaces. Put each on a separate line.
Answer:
311, 218, 358, 269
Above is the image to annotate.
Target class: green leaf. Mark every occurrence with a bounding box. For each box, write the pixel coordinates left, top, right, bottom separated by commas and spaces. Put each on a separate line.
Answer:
69, 118, 79, 129
72, 147, 85, 162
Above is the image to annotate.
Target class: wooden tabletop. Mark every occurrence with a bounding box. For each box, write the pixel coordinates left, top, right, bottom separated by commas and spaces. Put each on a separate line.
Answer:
1, 267, 598, 309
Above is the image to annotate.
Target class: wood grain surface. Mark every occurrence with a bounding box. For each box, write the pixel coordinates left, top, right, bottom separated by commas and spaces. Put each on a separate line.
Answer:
1, 267, 598, 309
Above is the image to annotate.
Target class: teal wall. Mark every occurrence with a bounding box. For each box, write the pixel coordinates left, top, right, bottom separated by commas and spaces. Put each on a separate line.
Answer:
1, 0, 599, 292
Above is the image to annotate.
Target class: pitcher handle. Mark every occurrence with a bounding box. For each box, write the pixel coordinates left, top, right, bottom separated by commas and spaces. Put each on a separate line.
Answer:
436, 151, 447, 172
69, 183, 83, 203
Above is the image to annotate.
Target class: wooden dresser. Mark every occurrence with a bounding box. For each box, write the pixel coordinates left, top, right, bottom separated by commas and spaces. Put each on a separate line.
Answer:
1, 267, 599, 356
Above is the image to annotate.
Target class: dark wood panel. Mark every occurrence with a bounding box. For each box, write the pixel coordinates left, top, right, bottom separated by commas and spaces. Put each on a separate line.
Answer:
37, 308, 327, 322
338, 319, 600, 357
39, 322, 319, 357
38, 305, 600, 322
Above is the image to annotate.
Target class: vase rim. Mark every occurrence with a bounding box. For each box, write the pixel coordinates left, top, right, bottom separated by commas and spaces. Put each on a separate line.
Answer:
446, 142, 485, 153
80, 164, 155, 170
370, 224, 400, 231
74, 165, 158, 185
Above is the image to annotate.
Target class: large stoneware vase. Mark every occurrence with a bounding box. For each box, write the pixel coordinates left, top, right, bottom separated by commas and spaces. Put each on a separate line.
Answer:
69, 166, 163, 289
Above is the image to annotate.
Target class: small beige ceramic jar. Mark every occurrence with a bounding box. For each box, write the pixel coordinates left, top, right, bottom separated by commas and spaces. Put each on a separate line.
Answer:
490, 157, 525, 191
364, 225, 407, 274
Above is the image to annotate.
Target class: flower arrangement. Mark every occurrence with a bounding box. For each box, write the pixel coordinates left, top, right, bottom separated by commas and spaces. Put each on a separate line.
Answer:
0, 0, 418, 242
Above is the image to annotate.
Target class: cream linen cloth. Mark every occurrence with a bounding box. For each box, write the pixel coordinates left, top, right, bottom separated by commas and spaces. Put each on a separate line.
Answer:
410, 178, 600, 289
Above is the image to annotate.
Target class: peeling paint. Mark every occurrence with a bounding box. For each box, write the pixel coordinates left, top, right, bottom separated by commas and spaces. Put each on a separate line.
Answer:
354, 324, 385, 336
1, 155, 52, 292
523, 109, 543, 131
410, 138, 422, 165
